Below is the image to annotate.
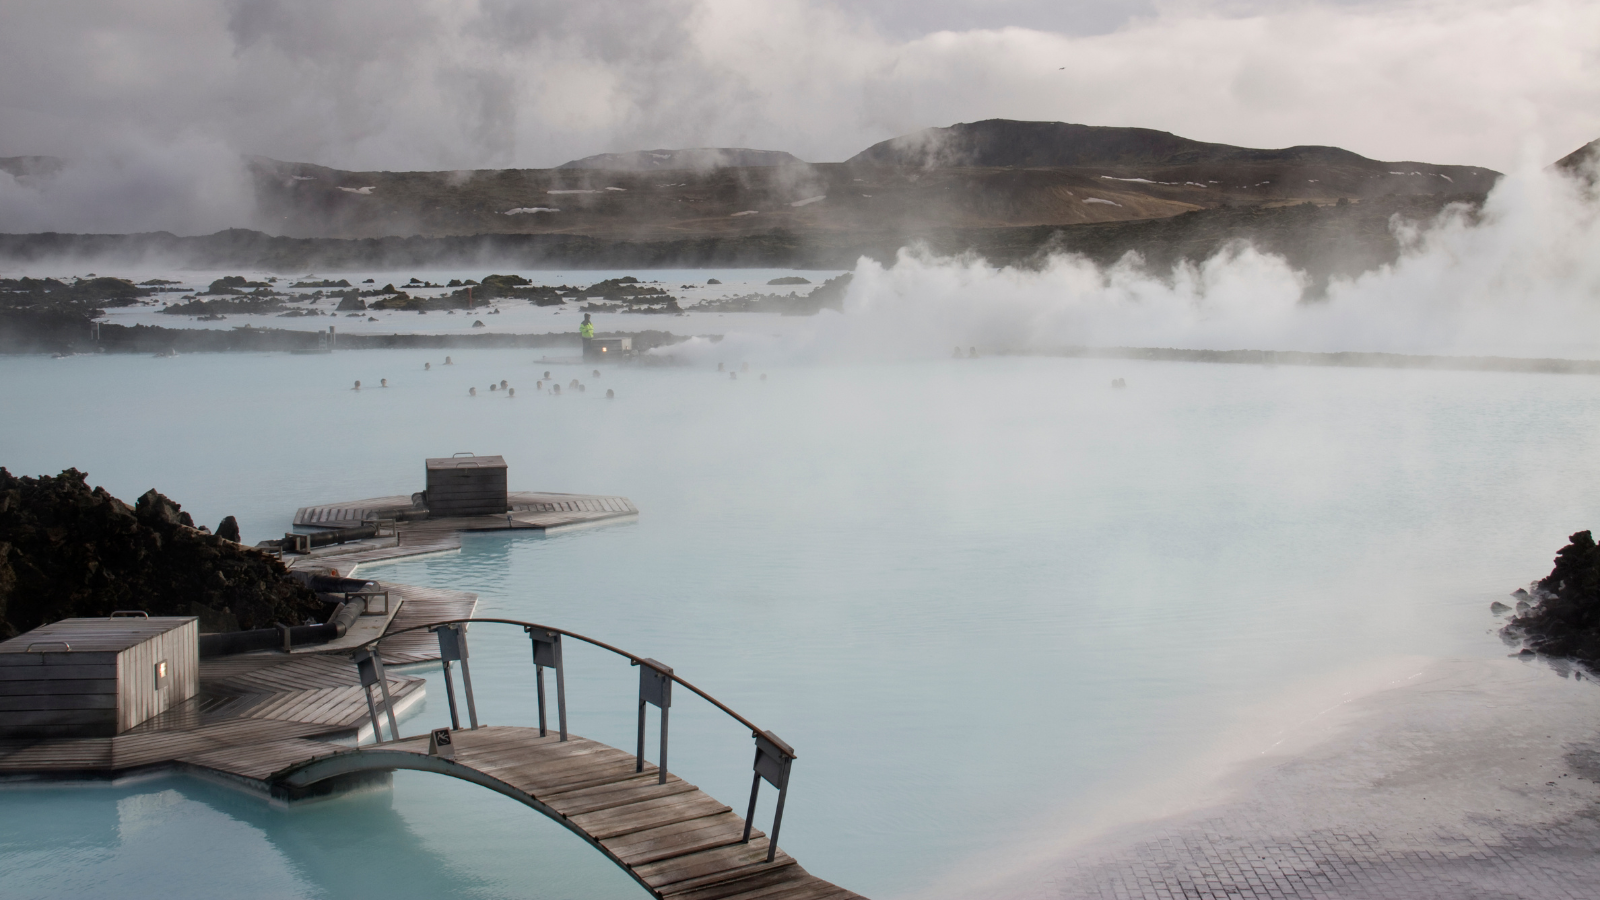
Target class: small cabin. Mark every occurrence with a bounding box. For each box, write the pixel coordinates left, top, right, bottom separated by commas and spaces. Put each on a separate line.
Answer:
425, 454, 509, 517
585, 337, 632, 361
0, 616, 199, 738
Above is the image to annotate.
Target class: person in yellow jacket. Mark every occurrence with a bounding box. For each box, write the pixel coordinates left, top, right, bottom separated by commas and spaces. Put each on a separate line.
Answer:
579, 312, 595, 357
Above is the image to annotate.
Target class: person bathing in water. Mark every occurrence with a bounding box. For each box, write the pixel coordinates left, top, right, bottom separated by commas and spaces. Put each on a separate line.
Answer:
579, 313, 595, 357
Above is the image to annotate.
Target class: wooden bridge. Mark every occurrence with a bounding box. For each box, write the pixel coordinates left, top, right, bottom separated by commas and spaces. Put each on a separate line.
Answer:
0, 602, 861, 900
299, 616, 859, 900
273, 727, 850, 900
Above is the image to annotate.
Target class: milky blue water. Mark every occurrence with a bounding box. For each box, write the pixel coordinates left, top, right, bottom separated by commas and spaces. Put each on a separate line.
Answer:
4, 344, 1600, 900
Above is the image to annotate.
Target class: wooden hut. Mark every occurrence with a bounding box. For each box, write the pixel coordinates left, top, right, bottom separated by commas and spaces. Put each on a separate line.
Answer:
425, 454, 509, 517
0, 617, 199, 738
585, 337, 632, 360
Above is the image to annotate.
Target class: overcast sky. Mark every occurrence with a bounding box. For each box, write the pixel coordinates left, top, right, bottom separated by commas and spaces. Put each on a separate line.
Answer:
1, 0, 1596, 175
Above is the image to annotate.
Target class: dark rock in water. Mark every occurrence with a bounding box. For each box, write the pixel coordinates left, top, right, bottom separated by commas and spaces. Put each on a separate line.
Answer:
1490, 601, 1512, 615
472, 320, 485, 328
767, 276, 810, 286
1506, 530, 1600, 670
216, 515, 241, 542
707, 279, 722, 285
1513, 587, 1530, 598
205, 275, 254, 295
0, 468, 321, 639
335, 292, 367, 312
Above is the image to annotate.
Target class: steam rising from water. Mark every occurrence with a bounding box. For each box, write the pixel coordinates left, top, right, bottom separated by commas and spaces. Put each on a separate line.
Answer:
0, 138, 253, 235
677, 159, 1600, 364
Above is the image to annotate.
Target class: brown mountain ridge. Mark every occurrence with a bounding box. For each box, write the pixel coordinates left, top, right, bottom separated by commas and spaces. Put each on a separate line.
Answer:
247, 120, 1502, 241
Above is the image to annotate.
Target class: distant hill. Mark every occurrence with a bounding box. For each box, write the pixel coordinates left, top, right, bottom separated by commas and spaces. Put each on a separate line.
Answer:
558, 148, 805, 170
1554, 139, 1599, 180
847, 119, 1494, 184
245, 118, 1499, 244
4, 124, 1512, 274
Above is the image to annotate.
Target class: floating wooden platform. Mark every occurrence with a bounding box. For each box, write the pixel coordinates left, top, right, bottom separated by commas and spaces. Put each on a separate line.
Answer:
272, 726, 862, 900
294, 491, 637, 531
287, 491, 638, 575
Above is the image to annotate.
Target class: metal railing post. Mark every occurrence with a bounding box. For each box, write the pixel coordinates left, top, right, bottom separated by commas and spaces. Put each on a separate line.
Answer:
742, 731, 794, 862
536, 662, 548, 735
455, 628, 479, 730
635, 659, 672, 784
353, 647, 399, 743
434, 625, 463, 730
362, 684, 383, 742
526, 627, 567, 741
354, 648, 382, 740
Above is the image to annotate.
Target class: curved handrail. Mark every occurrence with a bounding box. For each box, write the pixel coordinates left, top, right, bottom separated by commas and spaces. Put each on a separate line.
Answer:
352, 617, 792, 756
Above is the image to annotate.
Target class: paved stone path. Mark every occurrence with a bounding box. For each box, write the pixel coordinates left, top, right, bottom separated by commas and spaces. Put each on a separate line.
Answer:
1057, 815, 1600, 899
1041, 658, 1600, 900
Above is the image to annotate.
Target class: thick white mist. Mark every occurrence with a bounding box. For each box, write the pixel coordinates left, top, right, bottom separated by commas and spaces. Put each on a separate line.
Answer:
0, 136, 254, 235
677, 158, 1600, 365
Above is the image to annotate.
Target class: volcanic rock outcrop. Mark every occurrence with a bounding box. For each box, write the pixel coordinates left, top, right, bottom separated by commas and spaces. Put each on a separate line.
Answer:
1507, 530, 1600, 670
0, 468, 322, 638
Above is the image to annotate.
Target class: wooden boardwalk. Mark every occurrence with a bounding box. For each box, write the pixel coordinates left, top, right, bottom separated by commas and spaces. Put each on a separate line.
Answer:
273, 726, 862, 900
294, 490, 637, 529
285, 491, 638, 575
0, 581, 472, 778
0, 488, 863, 898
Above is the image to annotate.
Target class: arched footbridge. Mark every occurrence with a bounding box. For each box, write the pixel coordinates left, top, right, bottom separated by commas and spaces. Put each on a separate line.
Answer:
269, 619, 863, 900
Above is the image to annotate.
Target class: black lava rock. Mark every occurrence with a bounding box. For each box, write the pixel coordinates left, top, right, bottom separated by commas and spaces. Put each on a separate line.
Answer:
0, 468, 322, 638
1507, 530, 1600, 669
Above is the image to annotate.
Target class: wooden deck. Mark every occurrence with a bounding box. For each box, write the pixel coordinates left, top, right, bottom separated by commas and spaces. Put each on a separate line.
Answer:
0, 580, 473, 778
285, 491, 638, 575
273, 726, 862, 900
0, 488, 862, 898
294, 491, 637, 529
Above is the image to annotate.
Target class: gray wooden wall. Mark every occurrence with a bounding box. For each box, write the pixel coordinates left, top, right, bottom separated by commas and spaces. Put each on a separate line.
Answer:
427, 466, 508, 516
116, 619, 198, 733
0, 619, 198, 738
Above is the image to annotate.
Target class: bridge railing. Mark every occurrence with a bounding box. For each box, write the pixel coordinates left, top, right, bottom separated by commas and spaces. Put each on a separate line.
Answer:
349, 617, 796, 861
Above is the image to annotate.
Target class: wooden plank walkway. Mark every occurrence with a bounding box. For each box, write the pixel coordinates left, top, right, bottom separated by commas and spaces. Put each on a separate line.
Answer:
294, 492, 638, 529
0, 579, 471, 777
283, 492, 636, 576
377, 583, 479, 664
0, 479, 861, 898
272, 726, 863, 900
